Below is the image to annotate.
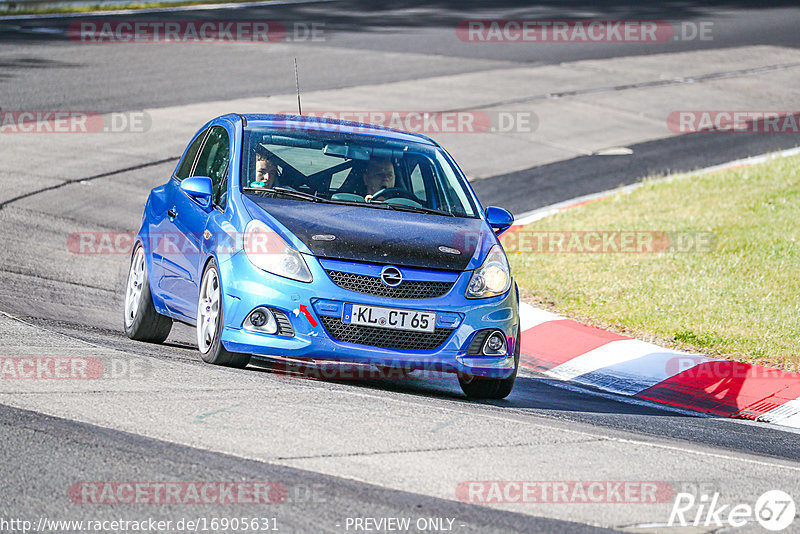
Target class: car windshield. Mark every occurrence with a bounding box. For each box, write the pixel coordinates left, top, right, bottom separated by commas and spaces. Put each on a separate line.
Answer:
240, 127, 477, 218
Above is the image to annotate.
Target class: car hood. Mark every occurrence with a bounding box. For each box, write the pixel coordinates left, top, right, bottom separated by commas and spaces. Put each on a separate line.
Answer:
242, 195, 492, 271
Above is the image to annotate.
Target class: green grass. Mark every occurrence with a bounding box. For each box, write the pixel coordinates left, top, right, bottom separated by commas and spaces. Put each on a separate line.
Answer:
508, 153, 800, 368
0, 0, 268, 16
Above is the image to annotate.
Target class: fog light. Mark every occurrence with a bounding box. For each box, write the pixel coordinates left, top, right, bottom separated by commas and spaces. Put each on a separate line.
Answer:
482, 331, 507, 356
486, 335, 503, 351
244, 307, 278, 334
250, 310, 267, 327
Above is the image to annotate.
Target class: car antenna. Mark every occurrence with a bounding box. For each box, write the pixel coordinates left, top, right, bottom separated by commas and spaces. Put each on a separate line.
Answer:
294, 57, 302, 115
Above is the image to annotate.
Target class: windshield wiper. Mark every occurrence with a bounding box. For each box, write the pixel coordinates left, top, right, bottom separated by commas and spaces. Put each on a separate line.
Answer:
242, 187, 457, 216
368, 201, 456, 217
243, 186, 328, 203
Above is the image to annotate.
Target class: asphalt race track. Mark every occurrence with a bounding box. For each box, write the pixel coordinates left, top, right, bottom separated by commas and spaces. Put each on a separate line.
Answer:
1, 1, 800, 532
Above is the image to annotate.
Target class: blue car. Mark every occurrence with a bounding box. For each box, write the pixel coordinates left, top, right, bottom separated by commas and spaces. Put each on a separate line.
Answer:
124, 114, 520, 399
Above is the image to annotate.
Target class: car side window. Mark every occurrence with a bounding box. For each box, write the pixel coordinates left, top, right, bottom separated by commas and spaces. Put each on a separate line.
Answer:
193, 126, 230, 210
215, 161, 229, 210
175, 129, 208, 180
408, 162, 428, 202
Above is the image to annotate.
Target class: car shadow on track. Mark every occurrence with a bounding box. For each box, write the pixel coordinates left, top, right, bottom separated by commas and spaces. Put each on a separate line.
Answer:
246, 358, 694, 417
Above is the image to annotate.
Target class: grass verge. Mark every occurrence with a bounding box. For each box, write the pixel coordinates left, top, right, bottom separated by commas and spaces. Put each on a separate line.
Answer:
507, 152, 800, 369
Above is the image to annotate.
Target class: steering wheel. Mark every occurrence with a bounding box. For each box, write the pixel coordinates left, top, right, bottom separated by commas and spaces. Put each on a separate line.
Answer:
369, 187, 419, 202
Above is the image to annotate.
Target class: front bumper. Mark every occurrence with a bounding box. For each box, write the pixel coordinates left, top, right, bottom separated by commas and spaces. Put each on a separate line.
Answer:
217, 251, 520, 378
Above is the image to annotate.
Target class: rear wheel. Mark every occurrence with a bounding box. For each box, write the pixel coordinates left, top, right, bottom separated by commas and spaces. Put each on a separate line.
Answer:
123, 245, 172, 343
458, 332, 519, 400
197, 259, 251, 369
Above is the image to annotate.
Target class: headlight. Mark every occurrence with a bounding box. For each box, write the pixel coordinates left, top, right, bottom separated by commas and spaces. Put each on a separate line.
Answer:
244, 220, 313, 282
466, 244, 511, 299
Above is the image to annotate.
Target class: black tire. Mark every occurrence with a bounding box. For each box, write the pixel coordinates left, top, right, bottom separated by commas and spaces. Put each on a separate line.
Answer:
123, 244, 172, 343
196, 259, 251, 369
458, 330, 520, 400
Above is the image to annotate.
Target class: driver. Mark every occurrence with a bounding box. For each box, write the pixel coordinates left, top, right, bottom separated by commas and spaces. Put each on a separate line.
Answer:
253, 146, 281, 188
362, 157, 396, 201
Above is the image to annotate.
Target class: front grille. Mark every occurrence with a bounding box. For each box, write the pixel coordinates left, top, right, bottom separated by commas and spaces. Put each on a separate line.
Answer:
319, 315, 453, 351
326, 270, 453, 299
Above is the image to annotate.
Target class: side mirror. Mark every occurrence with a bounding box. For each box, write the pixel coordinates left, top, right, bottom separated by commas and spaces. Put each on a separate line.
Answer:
180, 176, 213, 209
486, 206, 514, 235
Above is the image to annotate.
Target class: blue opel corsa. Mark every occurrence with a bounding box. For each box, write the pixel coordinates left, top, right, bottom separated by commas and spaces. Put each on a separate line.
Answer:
124, 114, 520, 398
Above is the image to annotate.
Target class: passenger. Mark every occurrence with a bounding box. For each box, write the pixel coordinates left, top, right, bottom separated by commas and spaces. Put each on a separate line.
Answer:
253, 147, 281, 188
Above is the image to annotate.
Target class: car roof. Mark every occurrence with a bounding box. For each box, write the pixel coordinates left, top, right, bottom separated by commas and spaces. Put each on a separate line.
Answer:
238, 113, 438, 146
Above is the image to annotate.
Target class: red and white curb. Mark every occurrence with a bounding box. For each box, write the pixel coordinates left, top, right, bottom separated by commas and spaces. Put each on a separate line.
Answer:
510, 147, 800, 429
516, 303, 800, 429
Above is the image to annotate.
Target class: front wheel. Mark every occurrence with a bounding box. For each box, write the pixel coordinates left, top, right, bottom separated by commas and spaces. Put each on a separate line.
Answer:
123, 244, 172, 343
458, 333, 519, 400
196, 259, 250, 369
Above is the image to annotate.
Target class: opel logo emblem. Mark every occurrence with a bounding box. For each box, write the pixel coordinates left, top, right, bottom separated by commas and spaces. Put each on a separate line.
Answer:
438, 245, 461, 255
312, 234, 336, 241
380, 266, 403, 287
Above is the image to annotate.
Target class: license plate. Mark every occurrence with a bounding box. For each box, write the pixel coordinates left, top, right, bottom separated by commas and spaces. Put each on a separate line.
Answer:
342, 303, 436, 333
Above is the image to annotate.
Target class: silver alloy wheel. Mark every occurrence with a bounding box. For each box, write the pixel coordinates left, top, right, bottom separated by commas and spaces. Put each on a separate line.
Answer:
197, 267, 220, 353
124, 247, 146, 328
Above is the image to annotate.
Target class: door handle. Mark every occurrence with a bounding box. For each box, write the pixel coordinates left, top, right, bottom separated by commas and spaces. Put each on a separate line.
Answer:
167, 208, 177, 219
